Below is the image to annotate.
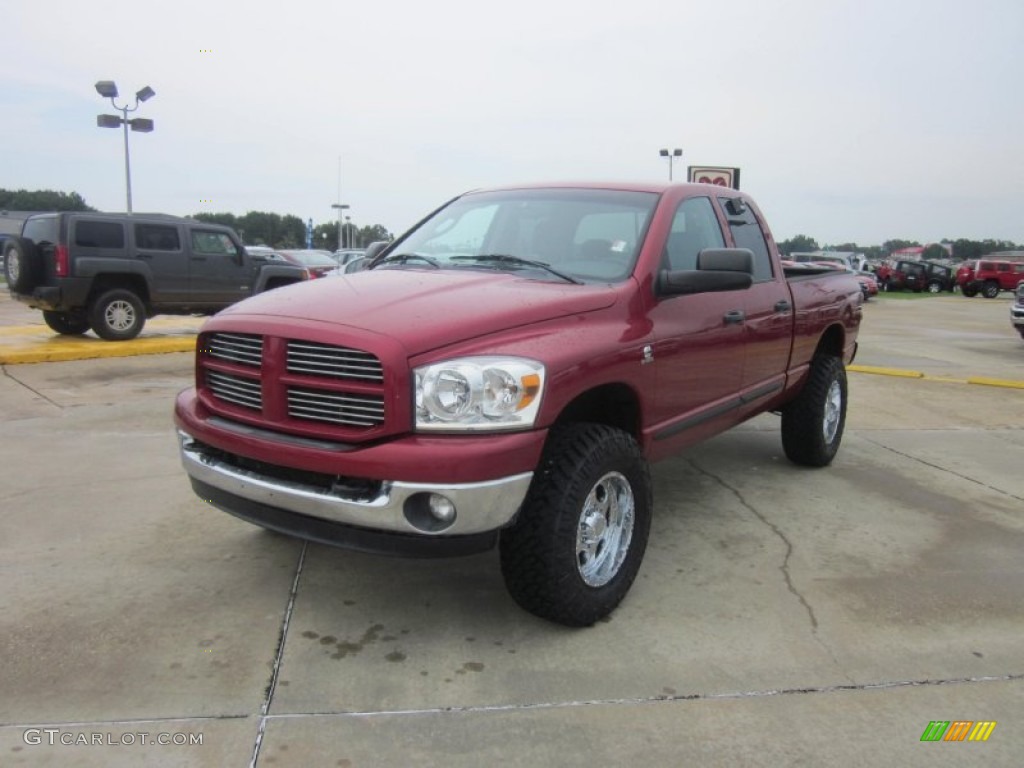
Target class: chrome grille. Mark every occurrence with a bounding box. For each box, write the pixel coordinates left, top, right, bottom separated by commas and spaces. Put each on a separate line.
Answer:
287, 387, 385, 427
207, 333, 263, 367
207, 371, 262, 410
287, 340, 383, 382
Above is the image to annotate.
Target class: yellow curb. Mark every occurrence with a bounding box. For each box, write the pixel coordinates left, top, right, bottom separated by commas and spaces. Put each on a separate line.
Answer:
0, 336, 196, 364
847, 364, 924, 378
967, 376, 1024, 390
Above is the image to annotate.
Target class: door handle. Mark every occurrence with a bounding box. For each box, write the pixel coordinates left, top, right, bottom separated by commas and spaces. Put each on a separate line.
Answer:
723, 310, 745, 325
774, 300, 791, 312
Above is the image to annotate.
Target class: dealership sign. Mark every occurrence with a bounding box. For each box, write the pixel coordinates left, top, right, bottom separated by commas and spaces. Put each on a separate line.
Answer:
687, 166, 741, 190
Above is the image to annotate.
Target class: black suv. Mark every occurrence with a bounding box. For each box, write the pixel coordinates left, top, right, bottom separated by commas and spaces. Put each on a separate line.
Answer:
3, 212, 307, 340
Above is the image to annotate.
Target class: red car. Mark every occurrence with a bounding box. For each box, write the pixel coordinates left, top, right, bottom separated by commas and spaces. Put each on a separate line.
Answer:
278, 249, 339, 279
957, 259, 1024, 298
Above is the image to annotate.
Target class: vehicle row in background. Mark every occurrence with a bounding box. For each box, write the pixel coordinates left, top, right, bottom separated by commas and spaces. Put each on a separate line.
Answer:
957, 259, 1024, 298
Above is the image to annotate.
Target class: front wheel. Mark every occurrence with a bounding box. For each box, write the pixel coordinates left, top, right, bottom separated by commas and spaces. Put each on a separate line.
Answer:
927, 281, 942, 294
43, 310, 90, 335
89, 289, 145, 340
961, 284, 978, 298
499, 423, 652, 627
982, 281, 1000, 299
781, 354, 847, 467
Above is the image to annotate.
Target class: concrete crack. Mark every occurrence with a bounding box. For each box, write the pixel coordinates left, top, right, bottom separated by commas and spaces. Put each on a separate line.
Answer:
249, 540, 307, 768
687, 460, 851, 678
1, 365, 63, 409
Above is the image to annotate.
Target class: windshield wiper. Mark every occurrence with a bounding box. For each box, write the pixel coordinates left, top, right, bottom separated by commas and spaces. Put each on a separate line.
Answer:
374, 253, 441, 269
450, 254, 582, 284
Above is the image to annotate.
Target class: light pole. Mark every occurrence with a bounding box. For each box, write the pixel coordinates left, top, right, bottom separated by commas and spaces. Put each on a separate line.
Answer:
95, 81, 155, 213
659, 147, 682, 181
332, 203, 350, 250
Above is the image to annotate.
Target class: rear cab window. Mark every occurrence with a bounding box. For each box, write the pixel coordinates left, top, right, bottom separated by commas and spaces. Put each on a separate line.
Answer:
718, 197, 774, 282
73, 220, 125, 249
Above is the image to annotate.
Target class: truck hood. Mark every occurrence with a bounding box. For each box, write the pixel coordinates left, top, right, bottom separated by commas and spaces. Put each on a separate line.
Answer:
217, 269, 618, 355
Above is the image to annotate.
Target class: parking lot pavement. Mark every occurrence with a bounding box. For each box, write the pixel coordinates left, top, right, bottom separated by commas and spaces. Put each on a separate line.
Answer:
1, 297, 1023, 766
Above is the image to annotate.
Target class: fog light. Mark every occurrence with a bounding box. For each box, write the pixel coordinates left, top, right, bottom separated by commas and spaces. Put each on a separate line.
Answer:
428, 494, 456, 523
403, 492, 458, 533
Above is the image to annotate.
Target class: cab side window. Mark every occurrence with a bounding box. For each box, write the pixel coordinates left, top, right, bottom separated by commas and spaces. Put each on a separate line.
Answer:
664, 197, 725, 271
74, 221, 125, 249
191, 231, 236, 255
718, 197, 774, 282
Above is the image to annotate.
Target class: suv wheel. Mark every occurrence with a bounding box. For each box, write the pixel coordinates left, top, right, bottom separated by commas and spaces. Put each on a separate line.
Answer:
3, 238, 39, 294
43, 310, 90, 335
499, 423, 652, 627
89, 289, 145, 341
961, 284, 978, 298
981, 281, 1000, 299
926, 281, 942, 294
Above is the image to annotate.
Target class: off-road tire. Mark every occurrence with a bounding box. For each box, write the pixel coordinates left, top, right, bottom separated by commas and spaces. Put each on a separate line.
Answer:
982, 281, 1000, 299
89, 289, 145, 341
43, 310, 90, 335
781, 354, 847, 467
961, 284, 978, 298
499, 423, 652, 627
3, 238, 39, 294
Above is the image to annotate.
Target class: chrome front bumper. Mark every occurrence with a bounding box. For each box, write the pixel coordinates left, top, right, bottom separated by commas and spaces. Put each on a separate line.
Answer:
177, 431, 532, 537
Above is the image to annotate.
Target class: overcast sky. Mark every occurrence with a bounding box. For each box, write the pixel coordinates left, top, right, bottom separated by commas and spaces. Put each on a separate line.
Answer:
3, 0, 1022, 246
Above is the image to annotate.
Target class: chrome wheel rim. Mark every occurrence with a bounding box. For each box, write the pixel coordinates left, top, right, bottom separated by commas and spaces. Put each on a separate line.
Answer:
823, 379, 842, 444
105, 300, 136, 331
7, 252, 19, 282
576, 471, 635, 587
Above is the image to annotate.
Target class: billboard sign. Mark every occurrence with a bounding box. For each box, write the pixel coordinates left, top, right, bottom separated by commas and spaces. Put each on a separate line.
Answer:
687, 166, 741, 190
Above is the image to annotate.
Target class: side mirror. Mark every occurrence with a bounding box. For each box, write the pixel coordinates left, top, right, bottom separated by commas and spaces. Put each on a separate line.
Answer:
657, 247, 754, 296
364, 240, 391, 265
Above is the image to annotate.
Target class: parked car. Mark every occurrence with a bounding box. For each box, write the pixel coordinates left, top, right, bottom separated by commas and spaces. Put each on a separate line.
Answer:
957, 259, 1024, 298
333, 248, 366, 267
3, 212, 307, 340
1012, 282, 1024, 339
876, 259, 955, 293
278, 249, 339, 278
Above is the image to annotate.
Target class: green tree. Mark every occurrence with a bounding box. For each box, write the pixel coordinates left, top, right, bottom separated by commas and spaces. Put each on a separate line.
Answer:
921, 243, 949, 261
0, 188, 94, 211
777, 234, 818, 256
881, 239, 920, 256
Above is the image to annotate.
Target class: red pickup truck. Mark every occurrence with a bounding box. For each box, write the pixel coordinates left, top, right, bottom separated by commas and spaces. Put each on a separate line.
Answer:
175, 182, 862, 626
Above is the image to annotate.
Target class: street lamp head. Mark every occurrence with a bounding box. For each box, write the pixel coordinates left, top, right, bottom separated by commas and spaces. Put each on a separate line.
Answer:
659, 148, 669, 157
332, 203, 350, 211
135, 85, 155, 102
672, 148, 682, 157
97, 114, 123, 128
95, 80, 119, 99
129, 117, 154, 133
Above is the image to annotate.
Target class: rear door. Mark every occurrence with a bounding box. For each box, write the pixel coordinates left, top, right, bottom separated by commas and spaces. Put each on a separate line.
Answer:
718, 196, 793, 398
187, 228, 254, 305
132, 222, 189, 303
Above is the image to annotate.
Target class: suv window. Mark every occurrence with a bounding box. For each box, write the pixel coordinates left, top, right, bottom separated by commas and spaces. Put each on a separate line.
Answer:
665, 197, 725, 271
719, 197, 773, 282
74, 220, 125, 249
192, 231, 236, 255
136, 224, 181, 251
22, 216, 58, 246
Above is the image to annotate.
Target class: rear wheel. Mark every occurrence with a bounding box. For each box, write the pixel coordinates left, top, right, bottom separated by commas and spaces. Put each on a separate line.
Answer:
3, 238, 39, 294
982, 281, 1000, 299
781, 354, 847, 467
43, 310, 90, 335
89, 289, 145, 340
499, 423, 652, 627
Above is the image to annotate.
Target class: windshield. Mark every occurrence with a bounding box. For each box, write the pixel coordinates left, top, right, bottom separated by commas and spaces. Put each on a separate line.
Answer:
377, 188, 657, 284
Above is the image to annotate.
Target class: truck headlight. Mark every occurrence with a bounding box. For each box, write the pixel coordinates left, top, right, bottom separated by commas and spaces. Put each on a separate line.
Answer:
414, 357, 544, 431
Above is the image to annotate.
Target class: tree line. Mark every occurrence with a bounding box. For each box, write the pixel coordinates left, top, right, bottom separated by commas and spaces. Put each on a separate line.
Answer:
777, 234, 1021, 263
2, 189, 1019, 259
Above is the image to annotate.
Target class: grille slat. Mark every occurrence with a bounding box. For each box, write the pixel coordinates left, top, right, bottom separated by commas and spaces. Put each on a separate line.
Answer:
207, 333, 263, 367
287, 387, 384, 427
287, 340, 383, 382
207, 371, 262, 410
